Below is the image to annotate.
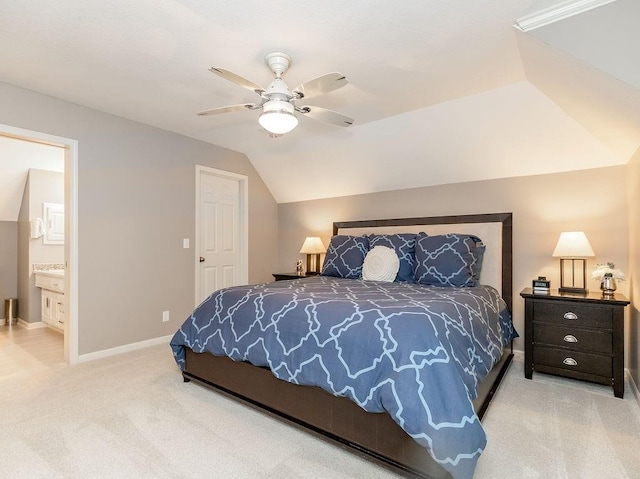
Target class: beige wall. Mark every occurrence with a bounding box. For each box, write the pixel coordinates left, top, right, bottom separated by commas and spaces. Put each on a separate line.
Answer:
0, 81, 278, 355
627, 149, 639, 387
278, 166, 629, 355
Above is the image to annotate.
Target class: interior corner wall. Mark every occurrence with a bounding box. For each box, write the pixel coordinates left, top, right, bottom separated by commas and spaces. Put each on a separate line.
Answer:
21, 169, 65, 323
277, 165, 629, 356
0, 81, 278, 356
627, 149, 640, 388
16, 175, 30, 323
0, 221, 18, 319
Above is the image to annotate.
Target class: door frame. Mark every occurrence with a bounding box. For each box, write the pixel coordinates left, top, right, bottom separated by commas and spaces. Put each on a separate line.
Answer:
194, 165, 248, 306
1, 123, 79, 364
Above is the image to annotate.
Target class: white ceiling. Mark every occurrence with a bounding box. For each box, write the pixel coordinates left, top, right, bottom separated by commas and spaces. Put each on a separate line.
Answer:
0, 0, 638, 208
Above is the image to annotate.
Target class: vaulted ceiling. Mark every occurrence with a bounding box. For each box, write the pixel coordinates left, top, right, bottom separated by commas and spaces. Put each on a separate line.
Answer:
0, 0, 638, 209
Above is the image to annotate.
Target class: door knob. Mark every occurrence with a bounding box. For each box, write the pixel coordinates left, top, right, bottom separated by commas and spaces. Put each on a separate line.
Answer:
199, 257, 205, 263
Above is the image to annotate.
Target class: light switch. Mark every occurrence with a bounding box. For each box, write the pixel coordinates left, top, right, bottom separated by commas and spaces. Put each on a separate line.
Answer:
183, 238, 190, 249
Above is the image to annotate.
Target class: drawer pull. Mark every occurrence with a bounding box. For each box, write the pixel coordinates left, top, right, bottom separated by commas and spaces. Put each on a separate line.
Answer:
563, 357, 578, 366
563, 334, 578, 343
563, 312, 578, 320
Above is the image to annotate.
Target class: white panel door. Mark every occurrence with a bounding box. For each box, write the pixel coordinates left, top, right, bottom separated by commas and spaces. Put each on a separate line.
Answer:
197, 168, 246, 303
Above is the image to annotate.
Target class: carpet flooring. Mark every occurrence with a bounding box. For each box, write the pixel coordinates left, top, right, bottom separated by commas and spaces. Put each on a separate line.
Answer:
1, 335, 639, 478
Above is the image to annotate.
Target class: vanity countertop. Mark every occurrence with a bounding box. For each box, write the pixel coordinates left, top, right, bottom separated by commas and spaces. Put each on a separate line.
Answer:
34, 270, 64, 278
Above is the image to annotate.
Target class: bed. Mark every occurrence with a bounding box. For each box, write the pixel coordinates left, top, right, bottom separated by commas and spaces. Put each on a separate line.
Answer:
170, 213, 516, 479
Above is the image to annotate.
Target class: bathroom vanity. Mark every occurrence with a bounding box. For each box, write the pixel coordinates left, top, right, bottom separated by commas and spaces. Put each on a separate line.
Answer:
35, 270, 65, 331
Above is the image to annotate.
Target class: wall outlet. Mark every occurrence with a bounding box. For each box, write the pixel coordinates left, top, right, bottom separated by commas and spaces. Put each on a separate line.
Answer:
162, 310, 170, 322
183, 238, 189, 248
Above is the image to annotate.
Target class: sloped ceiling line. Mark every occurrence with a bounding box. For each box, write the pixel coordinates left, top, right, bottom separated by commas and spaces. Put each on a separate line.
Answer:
514, 0, 617, 31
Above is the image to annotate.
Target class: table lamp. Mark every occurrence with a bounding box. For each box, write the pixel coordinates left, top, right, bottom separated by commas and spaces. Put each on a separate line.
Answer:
300, 237, 326, 274
552, 231, 595, 294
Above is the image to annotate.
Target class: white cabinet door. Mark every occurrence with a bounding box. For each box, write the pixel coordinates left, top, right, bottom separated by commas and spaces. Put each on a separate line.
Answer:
41, 289, 64, 331
41, 290, 54, 326
54, 295, 65, 330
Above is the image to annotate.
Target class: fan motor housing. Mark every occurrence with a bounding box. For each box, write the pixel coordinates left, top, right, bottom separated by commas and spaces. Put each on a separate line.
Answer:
265, 77, 292, 99
265, 52, 291, 77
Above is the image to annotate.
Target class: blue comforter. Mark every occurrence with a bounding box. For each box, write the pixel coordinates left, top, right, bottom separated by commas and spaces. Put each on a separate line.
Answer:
170, 276, 517, 479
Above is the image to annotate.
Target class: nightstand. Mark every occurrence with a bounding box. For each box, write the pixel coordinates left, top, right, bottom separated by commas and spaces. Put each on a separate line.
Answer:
272, 272, 318, 281
520, 288, 629, 398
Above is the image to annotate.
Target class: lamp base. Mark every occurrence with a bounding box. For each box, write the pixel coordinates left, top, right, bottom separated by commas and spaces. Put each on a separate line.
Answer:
558, 286, 588, 295
306, 253, 322, 274
558, 258, 588, 296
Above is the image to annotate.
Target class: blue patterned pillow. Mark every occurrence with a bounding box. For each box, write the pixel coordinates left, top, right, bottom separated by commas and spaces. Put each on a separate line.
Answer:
321, 235, 370, 279
413, 233, 485, 287
367, 234, 416, 282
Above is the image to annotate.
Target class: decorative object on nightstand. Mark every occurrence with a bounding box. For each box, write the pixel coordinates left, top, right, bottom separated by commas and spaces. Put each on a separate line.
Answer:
592, 262, 626, 297
552, 231, 595, 294
300, 237, 326, 274
520, 288, 629, 398
532, 276, 550, 294
272, 272, 314, 281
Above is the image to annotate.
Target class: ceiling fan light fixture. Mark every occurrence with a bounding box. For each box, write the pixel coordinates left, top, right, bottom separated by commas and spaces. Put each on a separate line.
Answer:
201, 52, 352, 131
258, 100, 298, 134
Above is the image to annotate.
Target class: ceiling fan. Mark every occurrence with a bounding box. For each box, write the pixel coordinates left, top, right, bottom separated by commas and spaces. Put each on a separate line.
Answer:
198, 52, 354, 135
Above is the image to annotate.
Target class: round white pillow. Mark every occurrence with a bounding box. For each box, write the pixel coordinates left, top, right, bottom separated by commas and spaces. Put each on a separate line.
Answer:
362, 246, 400, 282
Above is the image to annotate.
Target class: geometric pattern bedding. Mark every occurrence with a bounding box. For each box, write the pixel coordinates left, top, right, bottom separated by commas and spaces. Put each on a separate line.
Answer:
170, 276, 518, 479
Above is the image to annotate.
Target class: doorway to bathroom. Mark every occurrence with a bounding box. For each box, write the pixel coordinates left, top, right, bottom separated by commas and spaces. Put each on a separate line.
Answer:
0, 124, 78, 364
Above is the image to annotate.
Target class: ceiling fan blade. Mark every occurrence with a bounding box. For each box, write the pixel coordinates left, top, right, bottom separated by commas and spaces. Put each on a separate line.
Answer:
197, 103, 258, 116
293, 73, 348, 99
297, 105, 354, 127
209, 68, 265, 96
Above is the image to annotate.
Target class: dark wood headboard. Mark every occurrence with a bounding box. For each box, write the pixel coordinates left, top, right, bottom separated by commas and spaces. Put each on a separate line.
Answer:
333, 212, 513, 313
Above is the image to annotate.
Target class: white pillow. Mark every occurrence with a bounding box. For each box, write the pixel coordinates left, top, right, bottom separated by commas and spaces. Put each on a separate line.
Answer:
362, 246, 400, 282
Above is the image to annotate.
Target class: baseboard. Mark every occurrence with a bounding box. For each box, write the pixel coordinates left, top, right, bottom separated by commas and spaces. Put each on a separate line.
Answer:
17, 318, 47, 329
78, 334, 174, 363
21, 319, 47, 329
0, 318, 53, 332
626, 369, 640, 410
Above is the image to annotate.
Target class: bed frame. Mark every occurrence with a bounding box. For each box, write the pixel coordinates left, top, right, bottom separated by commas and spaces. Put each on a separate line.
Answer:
182, 212, 514, 479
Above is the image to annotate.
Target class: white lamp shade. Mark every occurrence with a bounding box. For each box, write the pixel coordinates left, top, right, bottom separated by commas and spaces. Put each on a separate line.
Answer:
258, 100, 298, 134
300, 237, 326, 254
552, 231, 595, 258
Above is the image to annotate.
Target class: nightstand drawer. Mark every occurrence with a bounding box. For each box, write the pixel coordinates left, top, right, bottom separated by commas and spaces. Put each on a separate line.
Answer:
533, 301, 612, 329
533, 323, 612, 354
533, 346, 612, 378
